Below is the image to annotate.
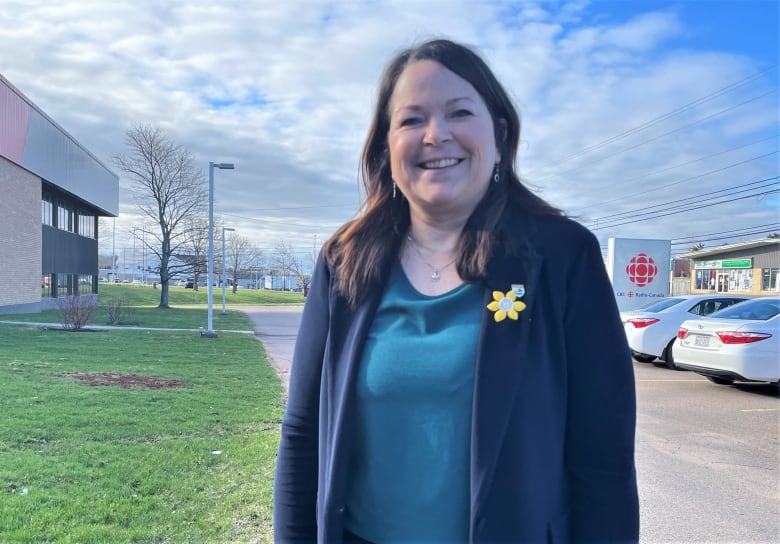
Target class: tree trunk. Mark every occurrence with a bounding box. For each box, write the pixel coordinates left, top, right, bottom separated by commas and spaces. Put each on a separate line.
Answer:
158, 243, 171, 308
159, 281, 170, 308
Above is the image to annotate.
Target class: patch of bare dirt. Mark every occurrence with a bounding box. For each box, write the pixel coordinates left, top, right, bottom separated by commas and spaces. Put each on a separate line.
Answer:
55, 372, 193, 389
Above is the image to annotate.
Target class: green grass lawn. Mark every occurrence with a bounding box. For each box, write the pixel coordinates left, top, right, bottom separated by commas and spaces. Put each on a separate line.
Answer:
99, 284, 305, 307
0, 323, 284, 543
0, 284, 304, 330
2, 306, 256, 331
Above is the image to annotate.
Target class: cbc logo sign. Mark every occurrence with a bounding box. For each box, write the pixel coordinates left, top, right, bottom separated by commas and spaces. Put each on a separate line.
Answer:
625, 253, 657, 287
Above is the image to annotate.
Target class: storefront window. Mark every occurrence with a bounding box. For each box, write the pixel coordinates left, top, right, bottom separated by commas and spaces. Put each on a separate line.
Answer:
727, 269, 752, 291
762, 268, 779, 291
698, 270, 716, 290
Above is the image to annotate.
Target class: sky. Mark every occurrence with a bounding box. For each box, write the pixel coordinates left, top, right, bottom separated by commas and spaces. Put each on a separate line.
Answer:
1, 0, 778, 264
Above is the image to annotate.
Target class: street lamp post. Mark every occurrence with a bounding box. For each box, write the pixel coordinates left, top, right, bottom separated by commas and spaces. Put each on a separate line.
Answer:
205, 161, 235, 337
221, 226, 235, 314
132, 227, 137, 283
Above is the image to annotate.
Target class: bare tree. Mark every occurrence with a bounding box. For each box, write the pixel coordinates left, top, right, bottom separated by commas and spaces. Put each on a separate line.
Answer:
246, 251, 266, 289
177, 216, 218, 291
224, 232, 255, 293
114, 125, 207, 307
272, 241, 297, 291
291, 251, 314, 294
292, 255, 313, 293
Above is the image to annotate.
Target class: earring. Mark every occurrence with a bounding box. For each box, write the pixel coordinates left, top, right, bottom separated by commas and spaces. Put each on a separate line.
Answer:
393, 182, 397, 199
493, 163, 500, 184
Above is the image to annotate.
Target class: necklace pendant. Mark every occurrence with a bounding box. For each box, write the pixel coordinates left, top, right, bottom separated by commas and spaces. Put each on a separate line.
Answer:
431, 270, 441, 281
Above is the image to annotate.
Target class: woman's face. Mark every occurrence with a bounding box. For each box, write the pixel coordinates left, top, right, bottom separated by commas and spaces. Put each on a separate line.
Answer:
387, 60, 499, 222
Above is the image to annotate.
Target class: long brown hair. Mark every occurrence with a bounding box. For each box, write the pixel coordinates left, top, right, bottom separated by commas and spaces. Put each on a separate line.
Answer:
324, 38, 562, 307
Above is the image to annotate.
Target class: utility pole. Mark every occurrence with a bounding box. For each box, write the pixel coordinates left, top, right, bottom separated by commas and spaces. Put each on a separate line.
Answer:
112, 217, 116, 281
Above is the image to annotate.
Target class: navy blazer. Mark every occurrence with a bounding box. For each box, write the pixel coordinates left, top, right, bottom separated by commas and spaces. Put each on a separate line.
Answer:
274, 212, 639, 543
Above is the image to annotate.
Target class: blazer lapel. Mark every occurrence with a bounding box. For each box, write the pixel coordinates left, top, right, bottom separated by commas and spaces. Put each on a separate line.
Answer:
471, 240, 543, 513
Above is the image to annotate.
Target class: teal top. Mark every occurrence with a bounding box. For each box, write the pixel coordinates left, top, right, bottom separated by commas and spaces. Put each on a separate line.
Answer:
344, 262, 484, 543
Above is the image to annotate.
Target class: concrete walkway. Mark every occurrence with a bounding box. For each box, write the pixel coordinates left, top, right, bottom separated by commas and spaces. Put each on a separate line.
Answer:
239, 305, 303, 392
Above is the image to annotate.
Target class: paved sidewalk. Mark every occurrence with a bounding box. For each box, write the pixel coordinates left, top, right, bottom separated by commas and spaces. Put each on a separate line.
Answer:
239, 305, 303, 392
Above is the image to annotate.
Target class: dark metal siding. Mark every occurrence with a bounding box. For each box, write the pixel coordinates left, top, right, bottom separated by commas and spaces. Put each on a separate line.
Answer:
42, 225, 97, 275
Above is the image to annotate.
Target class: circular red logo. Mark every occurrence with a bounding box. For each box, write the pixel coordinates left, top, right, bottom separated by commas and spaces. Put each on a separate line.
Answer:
626, 253, 657, 287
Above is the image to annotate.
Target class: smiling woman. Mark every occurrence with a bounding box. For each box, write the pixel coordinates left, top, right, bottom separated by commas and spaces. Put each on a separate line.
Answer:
274, 38, 639, 544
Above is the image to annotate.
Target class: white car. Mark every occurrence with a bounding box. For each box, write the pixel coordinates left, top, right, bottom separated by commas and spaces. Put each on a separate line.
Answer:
621, 295, 750, 369
673, 297, 780, 386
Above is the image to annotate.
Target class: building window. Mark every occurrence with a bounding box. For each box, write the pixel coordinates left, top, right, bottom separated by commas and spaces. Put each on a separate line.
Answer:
762, 268, 779, 291
79, 275, 93, 294
41, 274, 52, 298
696, 270, 716, 290
727, 269, 752, 292
57, 202, 73, 232
78, 213, 95, 239
42, 198, 53, 226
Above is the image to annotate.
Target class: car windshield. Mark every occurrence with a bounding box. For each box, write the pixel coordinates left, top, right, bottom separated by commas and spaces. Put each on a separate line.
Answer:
708, 298, 780, 321
636, 298, 685, 313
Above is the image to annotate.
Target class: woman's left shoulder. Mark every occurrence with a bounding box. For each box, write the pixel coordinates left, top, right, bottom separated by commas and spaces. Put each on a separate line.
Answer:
509, 213, 597, 252
536, 214, 593, 238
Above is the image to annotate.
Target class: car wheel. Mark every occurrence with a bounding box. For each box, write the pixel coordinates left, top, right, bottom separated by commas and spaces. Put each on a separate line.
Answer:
705, 375, 733, 385
632, 352, 656, 363
663, 340, 681, 371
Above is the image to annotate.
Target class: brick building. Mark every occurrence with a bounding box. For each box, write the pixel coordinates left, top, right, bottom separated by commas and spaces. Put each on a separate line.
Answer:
0, 74, 118, 313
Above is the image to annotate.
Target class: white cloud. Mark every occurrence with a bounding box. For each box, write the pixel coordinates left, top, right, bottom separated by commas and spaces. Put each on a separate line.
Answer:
2, 0, 777, 261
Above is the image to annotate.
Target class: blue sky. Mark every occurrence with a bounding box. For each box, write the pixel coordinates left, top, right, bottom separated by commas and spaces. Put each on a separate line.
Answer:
1, 0, 777, 260
599, 1, 778, 63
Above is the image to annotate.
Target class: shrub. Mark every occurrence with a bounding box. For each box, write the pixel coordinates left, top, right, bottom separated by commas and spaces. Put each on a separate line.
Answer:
105, 296, 134, 325
55, 295, 96, 330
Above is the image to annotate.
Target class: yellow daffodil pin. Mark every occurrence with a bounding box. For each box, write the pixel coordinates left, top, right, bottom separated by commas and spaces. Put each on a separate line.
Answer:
487, 290, 527, 322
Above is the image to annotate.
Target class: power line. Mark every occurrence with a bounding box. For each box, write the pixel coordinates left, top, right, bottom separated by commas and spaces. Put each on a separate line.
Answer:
542, 65, 779, 167
591, 184, 779, 230
534, 88, 777, 183
671, 223, 780, 245
672, 228, 780, 246
582, 151, 778, 216
591, 176, 779, 224
571, 136, 778, 212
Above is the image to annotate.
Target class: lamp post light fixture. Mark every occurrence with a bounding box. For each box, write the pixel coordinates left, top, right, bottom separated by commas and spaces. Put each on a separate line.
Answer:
204, 161, 235, 338
221, 227, 235, 314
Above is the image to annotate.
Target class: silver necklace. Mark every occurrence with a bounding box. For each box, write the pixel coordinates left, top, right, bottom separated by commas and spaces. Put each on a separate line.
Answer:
406, 234, 457, 282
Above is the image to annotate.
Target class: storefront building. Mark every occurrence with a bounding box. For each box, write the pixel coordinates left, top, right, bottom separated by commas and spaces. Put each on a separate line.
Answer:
0, 74, 118, 313
679, 238, 780, 297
